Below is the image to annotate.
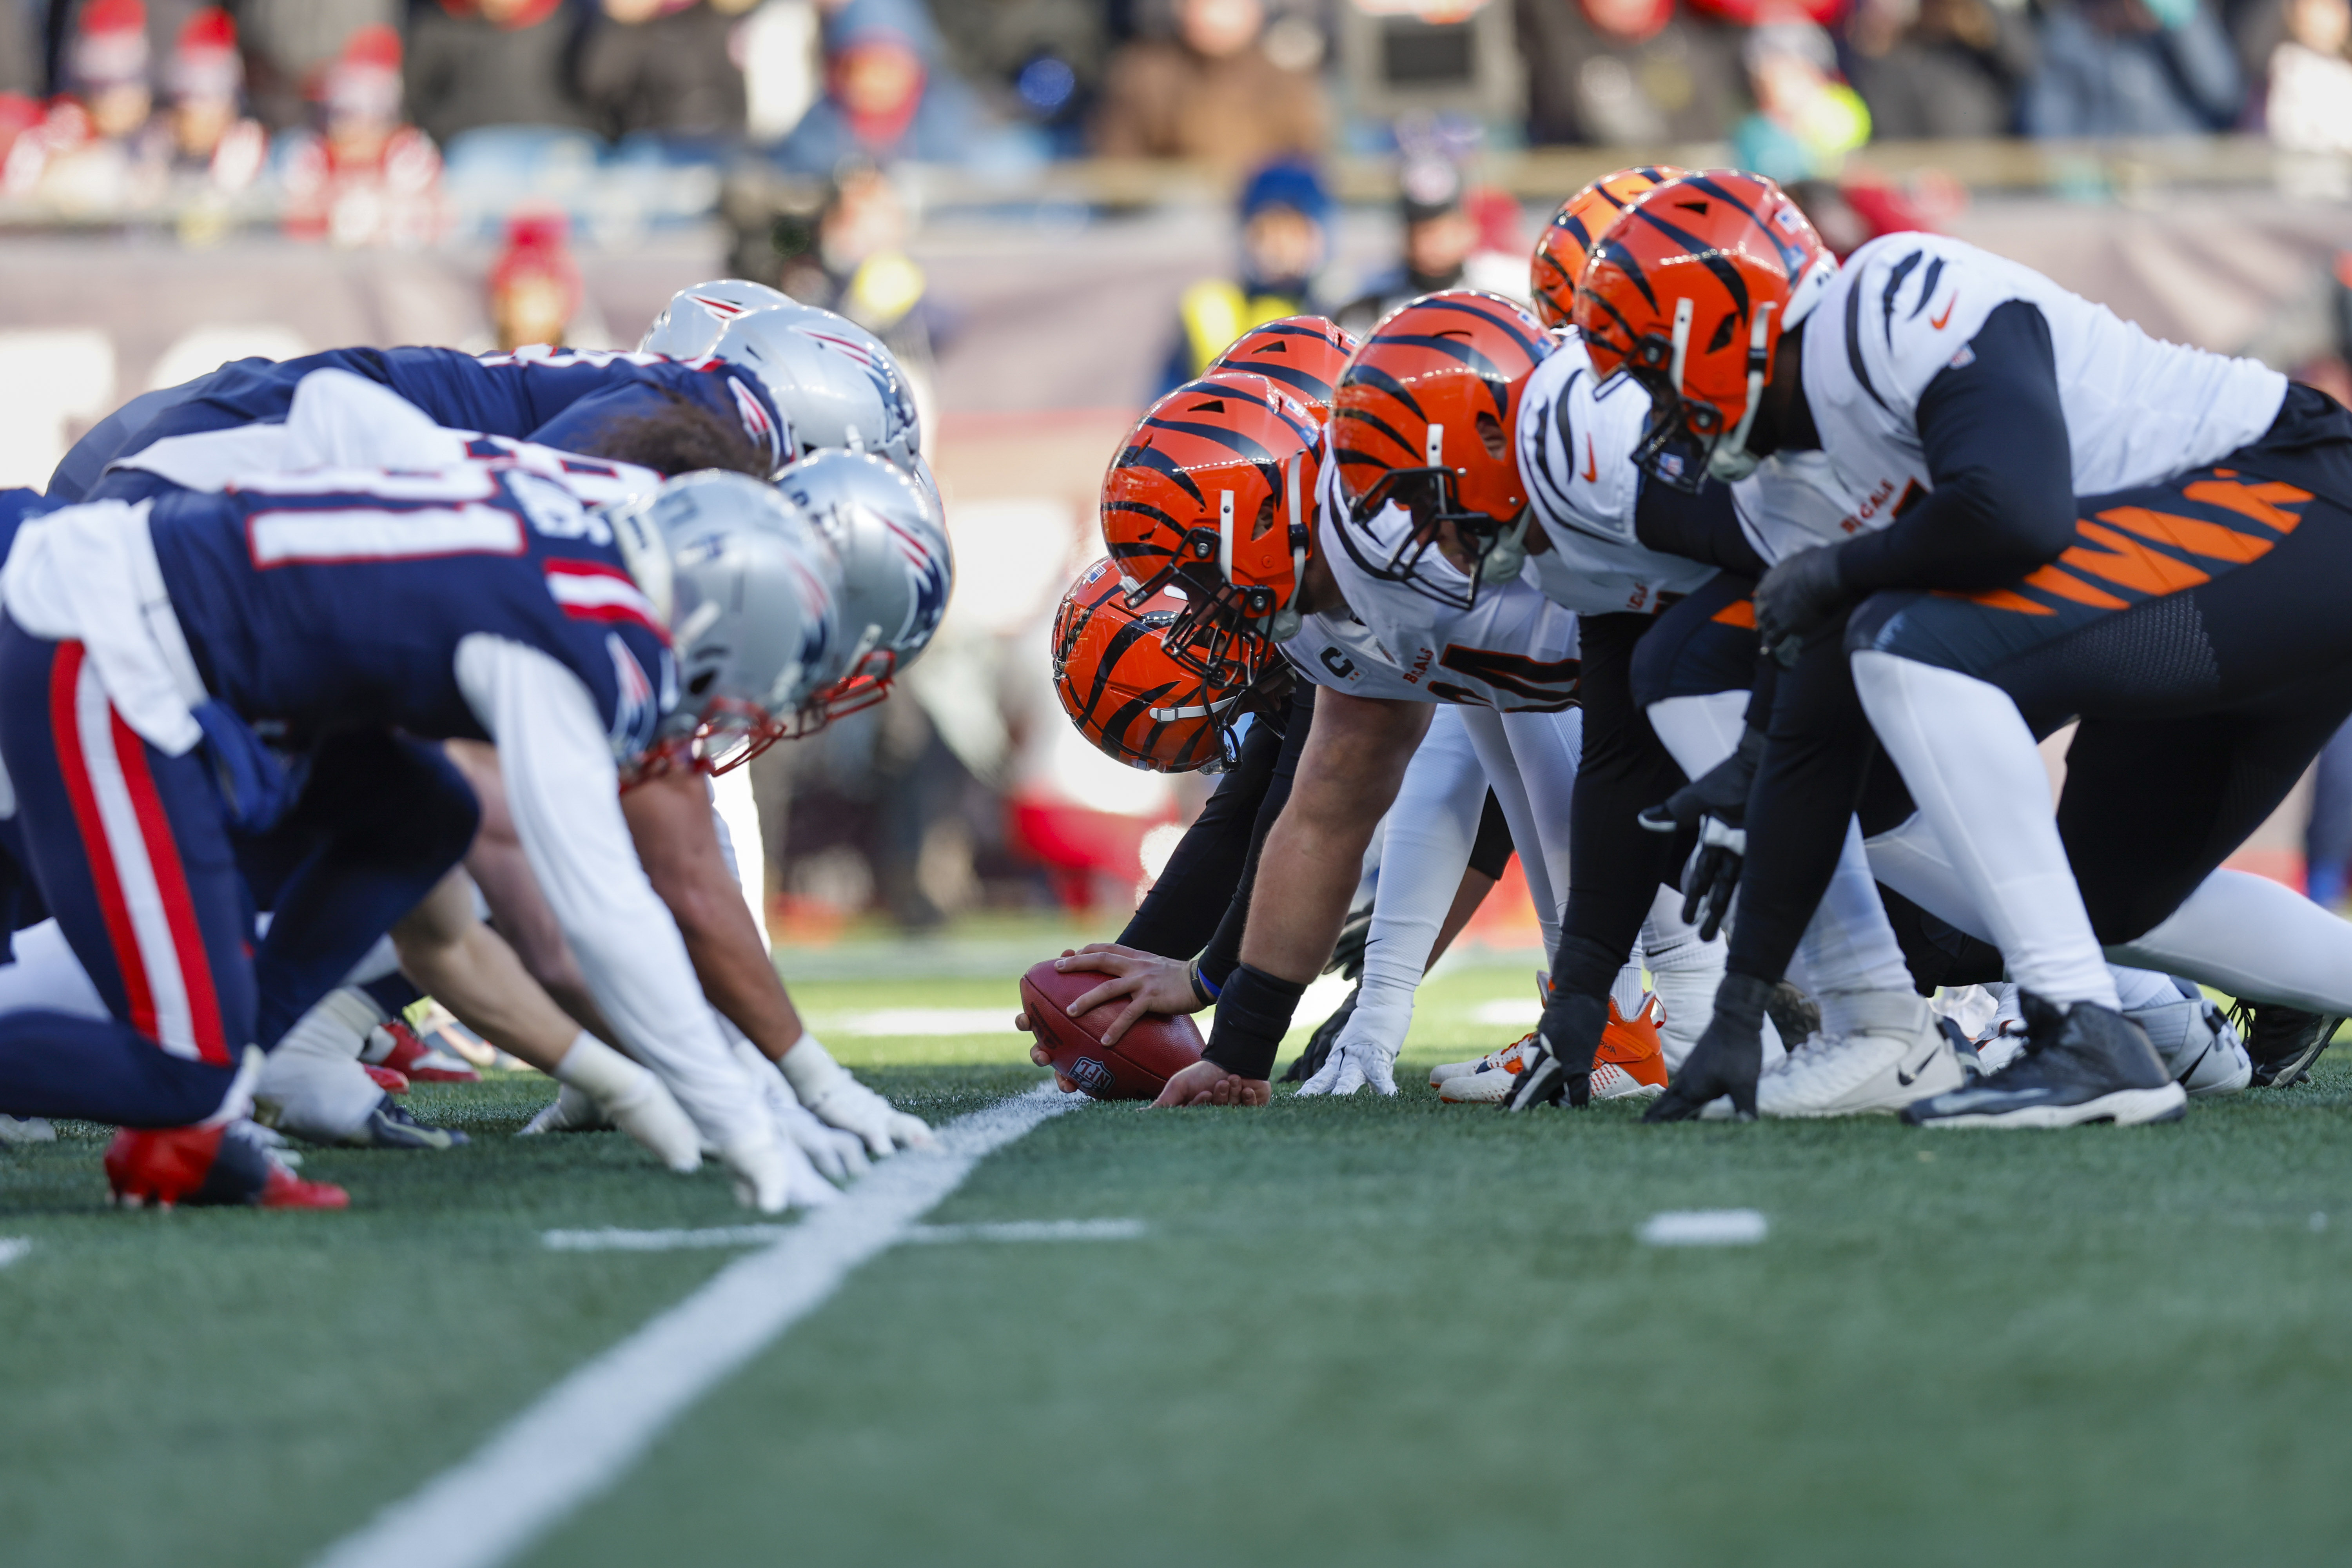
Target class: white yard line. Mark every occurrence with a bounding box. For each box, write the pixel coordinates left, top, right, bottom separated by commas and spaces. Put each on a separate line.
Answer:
0, 1238, 27, 1270
542, 1216, 1146, 1253
1638, 1209, 1769, 1247
311, 1083, 1080, 1568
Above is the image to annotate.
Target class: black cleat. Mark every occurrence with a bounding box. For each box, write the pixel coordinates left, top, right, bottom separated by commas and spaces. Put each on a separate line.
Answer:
2229, 1001, 2345, 1089
1902, 993, 2186, 1129
343, 1095, 470, 1150
1280, 985, 1358, 1083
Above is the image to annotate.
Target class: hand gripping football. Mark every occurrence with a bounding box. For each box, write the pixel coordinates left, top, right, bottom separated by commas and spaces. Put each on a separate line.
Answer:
1019, 959, 1205, 1101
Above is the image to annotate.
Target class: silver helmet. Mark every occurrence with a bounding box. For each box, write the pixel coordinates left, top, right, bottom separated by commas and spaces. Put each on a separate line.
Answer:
607, 468, 844, 771
638, 279, 796, 360
776, 449, 953, 721
706, 305, 922, 474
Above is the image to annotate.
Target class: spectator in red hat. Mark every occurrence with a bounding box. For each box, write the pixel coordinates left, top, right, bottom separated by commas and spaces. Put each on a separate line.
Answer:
489, 207, 583, 350
5, 0, 157, 207
73, 0, 155, 144
164, 7, 265, 192
281, 23, 445, 246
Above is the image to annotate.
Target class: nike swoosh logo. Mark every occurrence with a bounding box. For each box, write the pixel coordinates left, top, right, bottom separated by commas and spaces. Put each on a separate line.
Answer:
1929, 294, 1957, 330
1582, 434, 1597, 484
1896, 1045, 1942, 1086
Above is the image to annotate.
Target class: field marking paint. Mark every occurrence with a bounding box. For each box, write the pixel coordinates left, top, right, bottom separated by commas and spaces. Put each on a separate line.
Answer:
312, 1083, 1080, 1568
0, 1238, 27, 1270
541, 1216, 1145, 1253
1474, 998, 1543, 1027
1639, 1209, 1769, 1247
905, 1217, 1145, 1244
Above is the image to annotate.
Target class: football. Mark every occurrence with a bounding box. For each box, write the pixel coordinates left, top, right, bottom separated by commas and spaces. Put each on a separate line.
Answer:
1019, 958, 1205, 1101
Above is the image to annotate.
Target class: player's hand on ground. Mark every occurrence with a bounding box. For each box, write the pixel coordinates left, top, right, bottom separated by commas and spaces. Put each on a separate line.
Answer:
1053, 944, 1206, 1044
1504, 990, 1608, 1110
1646, 982, 1768, 1122
1298, 1035, 1399, 1096
1150, 1058, 1270, 1108
716, 1132, 838, 1213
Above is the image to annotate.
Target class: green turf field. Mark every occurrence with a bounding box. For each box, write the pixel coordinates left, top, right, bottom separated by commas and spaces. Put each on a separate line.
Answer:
6, 958, 2352, 1568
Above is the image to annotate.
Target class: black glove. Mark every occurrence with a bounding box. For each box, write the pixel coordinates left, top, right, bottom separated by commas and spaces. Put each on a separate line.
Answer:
1752, 544, 1851, 668
1642, 726, 1765, 943
1502, 989, 1609, 1111
1644, 972, 1776, 1122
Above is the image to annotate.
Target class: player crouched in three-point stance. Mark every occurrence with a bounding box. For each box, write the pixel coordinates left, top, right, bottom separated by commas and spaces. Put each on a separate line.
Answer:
1573, 171, 2352, 1128
0, 405, 842, 1209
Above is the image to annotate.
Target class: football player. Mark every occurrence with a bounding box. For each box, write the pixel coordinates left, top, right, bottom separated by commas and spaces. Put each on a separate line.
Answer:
1572, 171, 2352, 1126
0, 400, 839, 1210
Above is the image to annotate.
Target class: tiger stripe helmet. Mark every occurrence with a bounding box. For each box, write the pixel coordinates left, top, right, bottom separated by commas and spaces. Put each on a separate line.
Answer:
1053, 558, 1247, 773
1099, 370, 1323, 681
1529, 165, 1687, 329
1330, 290, 1554, 610
1207, 316, 1360, 416
1570, 170, 1836, 491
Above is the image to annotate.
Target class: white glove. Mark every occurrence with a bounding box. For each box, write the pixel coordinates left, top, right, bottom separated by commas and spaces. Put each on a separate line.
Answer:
1298, 997, 1407, 1097
600, 1070, 703, 1174
779, 1034, 934, 1156
729, 1035, 869, 1183
716, 1129, 837, 1213
1298, 1035, 1400, 1096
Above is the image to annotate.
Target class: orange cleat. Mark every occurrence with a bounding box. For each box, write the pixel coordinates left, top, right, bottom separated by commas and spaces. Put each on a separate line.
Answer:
105, 1122, 349, 1210
1437, 994, 1668, 1103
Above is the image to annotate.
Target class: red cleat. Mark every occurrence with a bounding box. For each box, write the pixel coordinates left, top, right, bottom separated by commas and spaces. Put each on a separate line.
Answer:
363, 1064, 411, 1095
366, 1020, 480, 1084
105, 1122, 349, 1210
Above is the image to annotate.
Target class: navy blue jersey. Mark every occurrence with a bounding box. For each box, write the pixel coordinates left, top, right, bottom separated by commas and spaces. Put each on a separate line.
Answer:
91, 346, 784, 486
147, 463, 676, 759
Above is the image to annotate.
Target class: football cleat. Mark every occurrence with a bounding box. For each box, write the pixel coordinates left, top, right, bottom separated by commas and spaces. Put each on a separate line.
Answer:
106, 1120, 349, 1210
1439, 997, 1668, 1103
1903, 994, 2186, 1129
2228, 1000, 2344, 1089
338, 1096, 469, 1151
1708, 991, 1965, 1118
0, 1114, 56, 1144
363, 1065, 410, 1095
2132, 988, 2251, 1097
363, 1018, 480, 1084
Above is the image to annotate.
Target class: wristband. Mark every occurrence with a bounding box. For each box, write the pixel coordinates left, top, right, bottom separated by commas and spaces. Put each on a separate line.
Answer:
1188, 961, 1221, 1007
1201, 963, 1305, 1081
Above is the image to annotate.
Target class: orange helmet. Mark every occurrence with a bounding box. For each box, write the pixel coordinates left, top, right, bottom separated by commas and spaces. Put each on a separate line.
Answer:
1207, 316, 1359, 416
1529, 165, 1686, 329
1053, 557, 1248, 773
1098, 370, 1323, 682
1330, 290, 1553, 610
1570, 170, 1837, 491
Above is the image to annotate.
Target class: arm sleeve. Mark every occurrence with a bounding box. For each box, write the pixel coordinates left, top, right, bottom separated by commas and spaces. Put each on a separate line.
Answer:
1198, 684, 1316, 988
1834, 300, 2076, 595
1635, 480, 1768, 577
453, 634, 762, 1151
1116, 711, 1284, 959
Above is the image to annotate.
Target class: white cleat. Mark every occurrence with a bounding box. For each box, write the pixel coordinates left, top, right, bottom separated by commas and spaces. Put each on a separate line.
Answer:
0, 1114, 55, 1144
2128, 989, 2252, 1098
1717, 991, 1965, 1118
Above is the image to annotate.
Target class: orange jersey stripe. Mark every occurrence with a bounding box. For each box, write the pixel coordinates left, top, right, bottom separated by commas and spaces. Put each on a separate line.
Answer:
2064, 521, 2214, 597
2095, 505, 2275, 565
1710, 597, 1757, 628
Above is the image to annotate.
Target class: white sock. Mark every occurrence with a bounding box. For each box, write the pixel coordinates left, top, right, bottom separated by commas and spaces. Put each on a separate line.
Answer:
2110, 965, 2186, 1013
1641, 884, 1731, 1069
1853, 652, 2119, 1009
1609, 961, 1648, 1018
1793, 819, 1914, 999
2111, 868, 2352, 1016
1646, 690, 1749, 779
1356, 709, 1489, 1047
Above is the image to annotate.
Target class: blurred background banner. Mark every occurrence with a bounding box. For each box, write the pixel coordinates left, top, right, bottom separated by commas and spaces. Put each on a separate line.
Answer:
6, 0, 2352, 935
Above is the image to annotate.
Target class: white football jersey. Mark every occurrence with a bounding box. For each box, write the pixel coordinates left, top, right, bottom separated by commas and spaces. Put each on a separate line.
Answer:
1797, 234, 2286, 541
1291, 464, 1581, 711
1735, 449, 1867, 566
1514, 329, 1717, 615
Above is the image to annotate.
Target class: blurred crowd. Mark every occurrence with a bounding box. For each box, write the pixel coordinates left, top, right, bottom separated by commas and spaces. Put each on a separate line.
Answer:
0, 0, 2347, 243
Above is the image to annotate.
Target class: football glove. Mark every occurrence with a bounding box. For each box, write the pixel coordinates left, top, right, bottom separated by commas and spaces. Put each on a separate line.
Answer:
780, 1036, 935, 1157
715, 1129, 838, 1213
1641, 726, 1764, 943
1644, 973, 1775, 1122
1503, 989, 1610, 1111
731, 1035, 869, 1182
1751, 544, 1851, 667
